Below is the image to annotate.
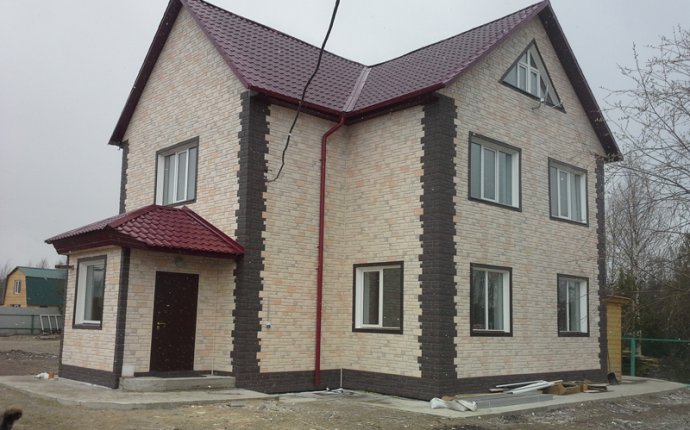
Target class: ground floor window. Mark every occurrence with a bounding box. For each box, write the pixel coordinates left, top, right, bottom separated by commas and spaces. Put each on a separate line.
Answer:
470, 264, 512, 335
74, 256, 106, 327
353, 262, 403, 332
558, 275, 588, 336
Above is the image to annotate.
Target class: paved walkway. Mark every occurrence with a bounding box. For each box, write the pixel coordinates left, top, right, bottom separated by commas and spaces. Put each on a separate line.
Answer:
1, 374, 687, 415
283, 377, 688, 418
0, 375, 274, 410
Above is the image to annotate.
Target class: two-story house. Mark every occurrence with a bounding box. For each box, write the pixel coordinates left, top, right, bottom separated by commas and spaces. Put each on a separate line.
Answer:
47, 0, 621, 399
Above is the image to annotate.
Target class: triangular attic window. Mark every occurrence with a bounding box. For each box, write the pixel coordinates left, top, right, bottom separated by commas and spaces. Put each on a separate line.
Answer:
503, 42, 561, 107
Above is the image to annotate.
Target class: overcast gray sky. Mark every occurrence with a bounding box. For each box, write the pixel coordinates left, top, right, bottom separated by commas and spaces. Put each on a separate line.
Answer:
1, 0, 688, 267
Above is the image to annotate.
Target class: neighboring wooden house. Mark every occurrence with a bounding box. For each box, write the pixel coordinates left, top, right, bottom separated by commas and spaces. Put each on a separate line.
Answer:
2, 267, 66, 309
46, 0, 621, 398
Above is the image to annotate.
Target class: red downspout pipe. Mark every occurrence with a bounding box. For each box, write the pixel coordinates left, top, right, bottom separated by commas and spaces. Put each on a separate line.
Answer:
315, 114, 345, 387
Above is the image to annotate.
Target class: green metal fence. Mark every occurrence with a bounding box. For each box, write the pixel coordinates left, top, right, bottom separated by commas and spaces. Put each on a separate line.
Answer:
623, 336, 690, 383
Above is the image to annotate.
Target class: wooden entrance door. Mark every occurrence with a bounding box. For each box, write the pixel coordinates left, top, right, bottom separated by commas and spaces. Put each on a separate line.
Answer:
150, 271, 199, 373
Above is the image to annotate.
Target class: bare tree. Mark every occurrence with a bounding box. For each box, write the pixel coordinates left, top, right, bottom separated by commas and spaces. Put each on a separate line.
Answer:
0, 261, 13, 304
606, 27, 690, 232
606, 169, 675, 334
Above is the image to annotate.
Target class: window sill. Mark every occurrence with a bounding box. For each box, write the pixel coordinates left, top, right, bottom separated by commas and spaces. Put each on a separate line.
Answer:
160, 198, 197, 208
499, 81, 567, 113
468, 196, 521, 212
353, 327, 403, 335
72, 323, 103, 330
549, 215, 589, 227
470, 329, 512, 337
558, 331, 589, 337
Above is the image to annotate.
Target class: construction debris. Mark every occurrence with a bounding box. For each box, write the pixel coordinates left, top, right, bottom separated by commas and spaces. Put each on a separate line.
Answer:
430, 397, 478, 411
507, 380, 559, 394
542, 381, 587, 395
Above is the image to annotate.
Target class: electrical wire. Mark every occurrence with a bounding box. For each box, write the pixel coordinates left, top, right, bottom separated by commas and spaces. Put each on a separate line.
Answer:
267, 0, 341, 183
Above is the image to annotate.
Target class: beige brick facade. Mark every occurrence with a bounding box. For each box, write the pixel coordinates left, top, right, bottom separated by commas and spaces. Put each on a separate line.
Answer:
123, 249, 235, 374
59, 2, 610, 390
123, 8, 245, 236
441, 18, 604, 377
260, 105, 425, 376
61, 247, 121, 372
114, 7, 241, 375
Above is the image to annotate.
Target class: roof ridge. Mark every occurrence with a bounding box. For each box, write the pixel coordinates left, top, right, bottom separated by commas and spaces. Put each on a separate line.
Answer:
183, 0, 365, 69
342, 67, 371, 112
366, 0, 547, 69
108, 204, 159, 229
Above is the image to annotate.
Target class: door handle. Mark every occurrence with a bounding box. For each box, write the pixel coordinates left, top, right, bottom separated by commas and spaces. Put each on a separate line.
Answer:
156, 322, 167, 331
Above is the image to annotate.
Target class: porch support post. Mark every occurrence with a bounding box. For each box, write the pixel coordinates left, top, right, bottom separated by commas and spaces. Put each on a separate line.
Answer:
113, 247, 131, 385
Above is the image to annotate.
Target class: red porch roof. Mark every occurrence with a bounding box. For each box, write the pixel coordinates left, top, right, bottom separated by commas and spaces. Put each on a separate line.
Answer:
46, 205, 244, 258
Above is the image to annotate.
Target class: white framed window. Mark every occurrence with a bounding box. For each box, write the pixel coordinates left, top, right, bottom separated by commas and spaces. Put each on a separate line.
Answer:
155, 138, 198, 206
470, 265, 511, 335
354, 263, 403, 332
502, 42, 561, 106
74, 257, 106, 326
469, 134, 520, 208
549, 160, 587, 223
558, 275, 588, 335
13, 280, 21, 294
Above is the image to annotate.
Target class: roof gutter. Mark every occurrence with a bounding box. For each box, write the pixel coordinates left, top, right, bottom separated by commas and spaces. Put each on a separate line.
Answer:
314, 114, 345, 387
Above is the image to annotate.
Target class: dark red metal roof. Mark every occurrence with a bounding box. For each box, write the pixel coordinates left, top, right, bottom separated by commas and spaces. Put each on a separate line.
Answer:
109, 0, 620, 159
46, 205, 244, 258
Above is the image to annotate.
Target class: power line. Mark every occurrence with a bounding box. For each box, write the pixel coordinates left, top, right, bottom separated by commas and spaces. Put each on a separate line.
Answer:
267, 0, 341, 183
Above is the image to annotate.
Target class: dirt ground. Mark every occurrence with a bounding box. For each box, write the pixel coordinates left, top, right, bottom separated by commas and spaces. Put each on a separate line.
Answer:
0, 335, 59, 377
1, 336, 689, 429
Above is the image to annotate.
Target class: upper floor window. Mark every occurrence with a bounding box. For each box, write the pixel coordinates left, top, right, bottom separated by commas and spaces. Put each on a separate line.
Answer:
549, 159, 587, 224
353, 262, 403, 333
156, 138, 198, 206
502, 42, 561, 107
13, 280, 21, 294
469, 133, 520, 209
470, 264, 512, 336
557, 275, 588, 336
74, 257, 106, 327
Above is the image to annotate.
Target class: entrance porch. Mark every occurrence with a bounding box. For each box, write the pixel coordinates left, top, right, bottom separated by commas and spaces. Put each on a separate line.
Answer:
46, 204, 244, 388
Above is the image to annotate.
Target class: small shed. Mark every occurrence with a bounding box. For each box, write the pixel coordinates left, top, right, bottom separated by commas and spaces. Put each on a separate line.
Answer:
606, 295, 632, 382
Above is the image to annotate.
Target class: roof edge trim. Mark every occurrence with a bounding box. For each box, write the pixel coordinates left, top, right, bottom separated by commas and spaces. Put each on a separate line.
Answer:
537, 5, 622, 160
109, 0, 183, 146
441, 1, 548, 88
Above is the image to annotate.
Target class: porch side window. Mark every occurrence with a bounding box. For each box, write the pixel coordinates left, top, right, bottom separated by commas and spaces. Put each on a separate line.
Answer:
74, 257, 106, 326
354, 263, 403, 332
156, 138, 198, 206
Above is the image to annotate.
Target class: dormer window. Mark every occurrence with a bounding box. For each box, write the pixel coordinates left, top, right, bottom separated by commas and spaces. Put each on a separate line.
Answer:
502, 42, 561, 107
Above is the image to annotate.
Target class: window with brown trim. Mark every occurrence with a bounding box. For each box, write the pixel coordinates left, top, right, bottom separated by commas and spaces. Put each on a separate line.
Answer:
353, 262, 403, 333
557, 274, 589, 336
155, 137, 199, 206
502, 41, 562, 107
469, 133, 521, 210
470, 264, 512, 336
74, 257, 106, 327
549, 159, 588, 224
